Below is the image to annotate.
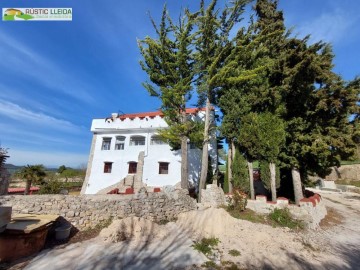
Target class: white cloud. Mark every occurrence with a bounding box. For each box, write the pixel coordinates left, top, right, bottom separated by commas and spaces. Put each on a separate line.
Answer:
296, 8, 360, 44
0, 99, 83, 133
6, 149, 88, 168
0, 32, 95, 104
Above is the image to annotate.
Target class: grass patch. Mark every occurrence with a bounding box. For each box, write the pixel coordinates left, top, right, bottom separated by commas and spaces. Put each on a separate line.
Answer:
340, 160, 360, 165
268, 208, 304, 230
226, 206, 304, 230
193, 237, 220, 255
227, 208, 267, 224
202, 261, 219, 269
228, 249, 241, 256
335, 179, 360, 188
61, 181, 84, 188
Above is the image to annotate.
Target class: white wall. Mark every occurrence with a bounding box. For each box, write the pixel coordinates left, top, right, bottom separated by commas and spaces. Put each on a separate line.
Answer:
84, 111, 216, 194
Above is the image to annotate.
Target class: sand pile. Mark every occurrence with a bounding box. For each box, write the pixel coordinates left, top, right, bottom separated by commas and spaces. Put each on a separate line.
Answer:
100, 217, 164, 243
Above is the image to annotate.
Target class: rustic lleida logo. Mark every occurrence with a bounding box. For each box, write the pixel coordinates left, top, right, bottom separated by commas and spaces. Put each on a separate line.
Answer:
3, 8, 34, 21
2, 8, 72, 21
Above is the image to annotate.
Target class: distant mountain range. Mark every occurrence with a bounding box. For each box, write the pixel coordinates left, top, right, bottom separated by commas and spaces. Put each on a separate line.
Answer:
4, 164, 58, 175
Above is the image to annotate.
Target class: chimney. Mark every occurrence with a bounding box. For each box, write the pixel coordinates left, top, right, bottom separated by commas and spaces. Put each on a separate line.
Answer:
111, 113, 118, 121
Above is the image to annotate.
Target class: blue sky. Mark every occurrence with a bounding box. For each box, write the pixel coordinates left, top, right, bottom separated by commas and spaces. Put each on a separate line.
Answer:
1, 0, 359, 168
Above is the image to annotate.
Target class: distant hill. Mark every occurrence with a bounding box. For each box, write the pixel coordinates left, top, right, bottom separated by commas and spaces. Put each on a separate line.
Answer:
4, 164, 23, 175
4, 164, 58, 175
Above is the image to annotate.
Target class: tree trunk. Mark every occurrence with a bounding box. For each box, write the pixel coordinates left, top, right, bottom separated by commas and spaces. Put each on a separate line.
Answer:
24, 180, 31, 195
227, 142, 233, 194
291, 166, 304, 204
198, 98, 211, 202
269, 162, 277, 202
247, 161, 255, 200
180, 135, 188, 189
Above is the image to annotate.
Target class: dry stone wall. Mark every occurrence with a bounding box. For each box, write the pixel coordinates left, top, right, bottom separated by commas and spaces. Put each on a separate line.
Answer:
0, 190, 196, 229
246, 192, 327, 230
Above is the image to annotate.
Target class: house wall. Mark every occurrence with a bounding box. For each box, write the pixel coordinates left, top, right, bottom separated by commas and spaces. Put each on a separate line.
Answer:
83, 111, 216, 194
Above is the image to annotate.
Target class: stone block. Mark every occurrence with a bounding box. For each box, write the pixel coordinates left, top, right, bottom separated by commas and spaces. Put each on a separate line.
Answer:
67, 211, 75, 217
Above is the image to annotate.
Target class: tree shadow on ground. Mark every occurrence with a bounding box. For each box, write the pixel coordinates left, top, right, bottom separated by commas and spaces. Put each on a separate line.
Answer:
22, 197, 206, 270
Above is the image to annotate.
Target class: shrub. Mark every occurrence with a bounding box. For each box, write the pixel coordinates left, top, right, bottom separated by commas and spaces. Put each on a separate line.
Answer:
39, 175, 62, 194
268, 208, 304, 230
227, 189, 247, 212
193, 237, 220, 255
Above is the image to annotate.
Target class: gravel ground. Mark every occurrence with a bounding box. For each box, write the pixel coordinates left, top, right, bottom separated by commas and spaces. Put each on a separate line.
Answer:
5, 190, 360, 270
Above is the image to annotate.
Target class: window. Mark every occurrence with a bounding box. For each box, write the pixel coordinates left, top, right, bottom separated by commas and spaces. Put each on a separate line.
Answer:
130, 136, 145, 146
189, 143, 196, 149
104, 162, 112, 173
128, 162, 137, 174
151, 135, 166, 145
115, 136, 125, 150
159, 162, 169, 174
101, 138, 111, 150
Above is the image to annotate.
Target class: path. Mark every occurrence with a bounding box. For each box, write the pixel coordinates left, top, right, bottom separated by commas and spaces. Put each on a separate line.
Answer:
18, 191, 360, 270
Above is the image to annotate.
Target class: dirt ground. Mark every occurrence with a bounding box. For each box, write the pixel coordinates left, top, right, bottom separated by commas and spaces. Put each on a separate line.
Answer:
4, 190, 360, 270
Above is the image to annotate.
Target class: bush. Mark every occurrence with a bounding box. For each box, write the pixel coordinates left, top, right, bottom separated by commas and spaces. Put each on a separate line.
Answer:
227, 189, 247, 212
39, 175, 62, 194
192, 237, 220, 255
268, 208, 304, 230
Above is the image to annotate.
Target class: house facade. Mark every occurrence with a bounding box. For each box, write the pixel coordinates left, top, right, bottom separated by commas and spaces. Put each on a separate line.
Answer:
81, 108, 217, 194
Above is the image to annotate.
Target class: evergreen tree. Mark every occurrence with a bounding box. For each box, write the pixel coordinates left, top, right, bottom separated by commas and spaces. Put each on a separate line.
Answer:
194, 0, 250, 201
139, 6, 198, 188
232, 148, 250, 195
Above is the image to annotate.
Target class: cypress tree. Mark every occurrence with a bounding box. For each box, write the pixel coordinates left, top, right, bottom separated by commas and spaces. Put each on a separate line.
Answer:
139, 6, 198, 189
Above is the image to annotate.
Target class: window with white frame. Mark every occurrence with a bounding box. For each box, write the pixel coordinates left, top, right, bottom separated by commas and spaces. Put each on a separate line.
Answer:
101, 137, 111, 150
130, 136, 145, 146
115, 136, 125, 150
150, 135, 166, 145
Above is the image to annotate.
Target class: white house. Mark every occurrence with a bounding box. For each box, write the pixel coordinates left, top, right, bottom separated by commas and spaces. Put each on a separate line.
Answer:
81, 108, 217, 194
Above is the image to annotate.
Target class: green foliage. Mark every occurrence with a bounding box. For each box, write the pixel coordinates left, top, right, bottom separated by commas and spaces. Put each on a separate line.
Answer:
58, 165, 67, 174
268, 208, 304, 230
227, 189, 247, 212
17, 164, 47, 194
202, 261, 219, 269
192, 237, 220, 255
39, 175, 62, 194
226, 208, 267, 224
259, 160, 280, 190
61, 168, 81, 179
228, 249, 241, 256
238, 112, 286, 162
232, 149, 249, 194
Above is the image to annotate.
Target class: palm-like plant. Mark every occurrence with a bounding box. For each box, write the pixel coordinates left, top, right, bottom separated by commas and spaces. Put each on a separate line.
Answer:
17, 165, 46, 195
